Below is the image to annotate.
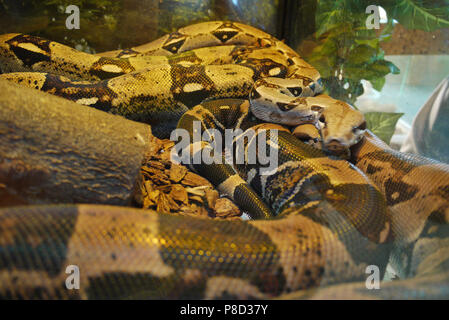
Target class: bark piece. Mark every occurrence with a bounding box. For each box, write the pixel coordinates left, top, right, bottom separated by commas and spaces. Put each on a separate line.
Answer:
214, 198, 242, 218
205, 188, 219, 208
169, 184, 189, 205
169, 164, 188, 182
0, 79, 154, 206
182, 172, 212, 187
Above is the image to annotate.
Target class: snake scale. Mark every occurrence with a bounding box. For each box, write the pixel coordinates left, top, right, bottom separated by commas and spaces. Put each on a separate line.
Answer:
0, 21, 448, 299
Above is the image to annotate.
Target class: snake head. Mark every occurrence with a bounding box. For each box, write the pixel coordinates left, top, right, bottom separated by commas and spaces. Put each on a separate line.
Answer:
316, 96, 366, 155
249, 77, 321, 125
289, 96, 366, 157
249, 80, 365, 156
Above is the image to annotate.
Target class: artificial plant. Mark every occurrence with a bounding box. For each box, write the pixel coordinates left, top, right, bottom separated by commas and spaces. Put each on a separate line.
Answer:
298, 0, 449, 143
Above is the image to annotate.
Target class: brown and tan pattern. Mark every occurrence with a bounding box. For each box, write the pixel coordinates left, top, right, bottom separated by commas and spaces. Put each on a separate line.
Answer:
0, 21, 448, 299
0, 97, 448, 299
0, 21, 366, 152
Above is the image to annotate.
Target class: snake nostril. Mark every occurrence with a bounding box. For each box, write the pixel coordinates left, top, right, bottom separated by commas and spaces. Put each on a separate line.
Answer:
327, 139, 344, 150
311, 105, 323, 112
309, 83, 316, 92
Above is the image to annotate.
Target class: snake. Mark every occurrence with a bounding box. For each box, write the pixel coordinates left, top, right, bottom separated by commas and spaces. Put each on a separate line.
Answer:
0, 21, 448, 299
0, 21, 366, 154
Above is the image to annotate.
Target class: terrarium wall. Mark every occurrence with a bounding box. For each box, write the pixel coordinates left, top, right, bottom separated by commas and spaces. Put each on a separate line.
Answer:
1, 0, 448, 157
0, 0, 282, 53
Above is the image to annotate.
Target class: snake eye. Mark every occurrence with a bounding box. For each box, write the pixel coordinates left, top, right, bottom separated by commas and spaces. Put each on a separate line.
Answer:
311, 105, 323, 112
287, 87, 302, 97
352, 121, 367, 133
277, 102, 295, 111
250, 88, 261, 99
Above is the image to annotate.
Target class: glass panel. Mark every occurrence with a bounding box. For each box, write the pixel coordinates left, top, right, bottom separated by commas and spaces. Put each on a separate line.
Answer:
291, 1, 449, 159
0, 0, 281, 53
0, 0, 448, 300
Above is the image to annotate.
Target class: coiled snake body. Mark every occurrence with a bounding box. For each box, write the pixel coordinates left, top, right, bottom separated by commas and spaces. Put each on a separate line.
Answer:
0, 21, 448, 299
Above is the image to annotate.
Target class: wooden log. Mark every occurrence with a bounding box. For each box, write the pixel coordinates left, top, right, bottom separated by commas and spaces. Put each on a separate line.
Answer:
0, 79, 157, 206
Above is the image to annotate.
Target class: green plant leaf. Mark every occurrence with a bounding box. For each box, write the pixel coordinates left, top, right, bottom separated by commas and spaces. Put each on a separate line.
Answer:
364, 112, 404, 144
344, 59, 400, 83
354, 38, 379, 48
385, 0, 449, 31
385, 60, 400, 74
310, 0, 403, 104
315, 0, 373, 36
380, 18, 395, 39
369, 60, 393, 75
345, 44, 377, 65
369, 77, 386, 91
316, 10, 344, 36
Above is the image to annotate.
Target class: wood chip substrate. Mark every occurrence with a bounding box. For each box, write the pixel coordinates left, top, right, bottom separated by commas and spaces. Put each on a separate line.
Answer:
134, 139, 242, 220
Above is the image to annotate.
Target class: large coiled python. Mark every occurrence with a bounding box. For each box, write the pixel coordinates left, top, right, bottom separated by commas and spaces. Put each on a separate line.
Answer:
0, 21, 448, 299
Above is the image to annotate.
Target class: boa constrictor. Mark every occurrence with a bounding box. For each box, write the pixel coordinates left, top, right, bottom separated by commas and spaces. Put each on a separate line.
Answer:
0, 22, 448, 299
0, 21, 365, 154
0, 98, 448, 299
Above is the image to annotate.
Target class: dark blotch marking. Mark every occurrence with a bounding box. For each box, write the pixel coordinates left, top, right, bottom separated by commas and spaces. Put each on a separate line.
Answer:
86, 272, 206, 299
384, 178, 419, 206
354, 120, 367, 131
277, 102, 294, 111
211, 22, 241, 43
116, 48, 139, 58
90, 57, 135, 80
418, 209, 449, 246
287, 87, 302, 97
212, 30, 240, 43
319, 114, 326, 123
162, 32, 186, 54
321, 163, 339, 170
41, 74, 118, 112
0, 284, 78, 299
0, 206, 79, 277
170, 64, 216, 107
366, 164, 382, 174
358, 151, 416, 174
240, 58, 287, 80
6, 34, 51, 67
158, 213, 286, 295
